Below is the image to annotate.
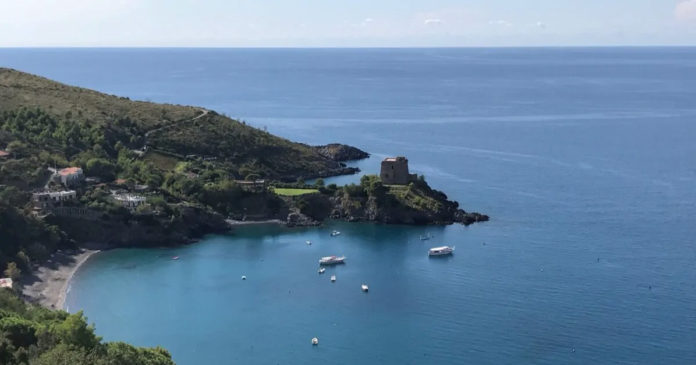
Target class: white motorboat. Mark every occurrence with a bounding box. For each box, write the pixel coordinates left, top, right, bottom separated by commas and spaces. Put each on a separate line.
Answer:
241, 275, 247, 280
330, 275, 336, 282
318, 267, 326, 274
306, 240, 312, 245
330, 230, 341, 236
428, 246, 454, 256
319, 255, 346, 265
361, 284, 369, 292
312, 337, 319, 345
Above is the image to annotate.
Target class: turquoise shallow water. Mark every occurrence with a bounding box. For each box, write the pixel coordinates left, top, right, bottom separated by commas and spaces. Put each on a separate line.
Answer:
2, 48, 695, 364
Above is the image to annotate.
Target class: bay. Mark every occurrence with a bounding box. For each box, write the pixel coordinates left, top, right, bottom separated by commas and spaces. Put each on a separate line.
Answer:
2, 47, 695, 364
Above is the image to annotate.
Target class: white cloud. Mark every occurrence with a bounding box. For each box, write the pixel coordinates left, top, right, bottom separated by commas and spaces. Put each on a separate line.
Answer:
675, 0, 696, 23
424, 18, 443, 26
488, 19, 512, 27
361, 18, 374, 26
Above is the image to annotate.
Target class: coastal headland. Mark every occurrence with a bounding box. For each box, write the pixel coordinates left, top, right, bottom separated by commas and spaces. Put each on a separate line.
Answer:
0, 67, 487, 309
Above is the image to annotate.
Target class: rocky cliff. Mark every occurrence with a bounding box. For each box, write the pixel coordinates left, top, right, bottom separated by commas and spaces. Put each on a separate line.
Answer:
290, 178, 489, 226
313, 143, 370, 161
47, 205, 229, 247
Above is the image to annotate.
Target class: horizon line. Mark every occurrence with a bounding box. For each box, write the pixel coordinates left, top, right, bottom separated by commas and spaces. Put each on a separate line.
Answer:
2, 45, 696, 49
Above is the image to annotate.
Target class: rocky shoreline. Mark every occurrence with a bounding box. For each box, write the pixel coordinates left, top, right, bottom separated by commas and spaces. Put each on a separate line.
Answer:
21, 184, 488, 310
313, 143, 370, 161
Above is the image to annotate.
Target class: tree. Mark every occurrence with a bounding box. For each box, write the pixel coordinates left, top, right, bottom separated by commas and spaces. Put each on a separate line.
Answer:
53, 311, 101, 349
0, 317, 37, 348
0, 186, 28, 207
360, 175, 386, 197
314, 178, 325, 188
3, 262, 20, 281
6, 141, 28, 158
86, 158, 116, 181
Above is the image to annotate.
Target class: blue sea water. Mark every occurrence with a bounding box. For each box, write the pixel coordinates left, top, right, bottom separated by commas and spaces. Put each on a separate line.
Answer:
2, 48, 696, 364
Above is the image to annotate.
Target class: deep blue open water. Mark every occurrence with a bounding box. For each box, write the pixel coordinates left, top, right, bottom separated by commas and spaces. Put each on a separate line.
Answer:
2, 48, 695, 364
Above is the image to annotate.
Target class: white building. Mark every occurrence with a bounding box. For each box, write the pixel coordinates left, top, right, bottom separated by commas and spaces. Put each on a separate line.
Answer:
32, 190, 77, 209
0, 278, 13, 288
57, 167, 84, 187
113, 193, 147, 210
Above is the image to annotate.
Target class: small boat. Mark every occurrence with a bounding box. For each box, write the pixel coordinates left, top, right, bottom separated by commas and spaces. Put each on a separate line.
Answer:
319, 255, 346, 265
171, 256, 179, 260
312, 337, 319, 345
330, 275, 336, 282
330, 230, 341, 237
306, 240, 312, 245
419, 233, 432, 241
428, 246, 454, 256
318, 267, 326, 274
241, 275, 247, 280
361, 284, 369, 292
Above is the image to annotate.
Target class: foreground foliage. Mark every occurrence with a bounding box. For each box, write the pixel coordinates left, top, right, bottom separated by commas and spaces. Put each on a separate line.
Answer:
0, 289, 174, 365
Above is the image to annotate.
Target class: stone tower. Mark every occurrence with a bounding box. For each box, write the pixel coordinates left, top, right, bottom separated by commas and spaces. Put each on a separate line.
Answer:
380, 156, 416, 185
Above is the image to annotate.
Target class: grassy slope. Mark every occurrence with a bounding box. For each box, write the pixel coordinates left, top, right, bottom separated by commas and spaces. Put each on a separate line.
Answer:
273, 188, 320, 196
0, 68, 199, 130
0, 67, 344, 180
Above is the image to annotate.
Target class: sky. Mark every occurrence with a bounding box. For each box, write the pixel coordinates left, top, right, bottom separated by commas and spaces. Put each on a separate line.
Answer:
1, 0, 695, 47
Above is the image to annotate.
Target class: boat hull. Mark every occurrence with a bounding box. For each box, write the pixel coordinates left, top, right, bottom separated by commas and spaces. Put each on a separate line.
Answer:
319, 260, 345, 265
428, 251, 453, 256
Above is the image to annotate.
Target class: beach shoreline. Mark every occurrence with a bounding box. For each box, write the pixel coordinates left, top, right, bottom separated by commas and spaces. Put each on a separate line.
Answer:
226, 219, 285, 226
21, 248, 100, 310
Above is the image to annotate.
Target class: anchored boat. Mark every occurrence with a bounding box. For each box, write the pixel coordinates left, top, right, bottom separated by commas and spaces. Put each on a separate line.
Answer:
319, 255, 346, 265
428, 246, 454, 256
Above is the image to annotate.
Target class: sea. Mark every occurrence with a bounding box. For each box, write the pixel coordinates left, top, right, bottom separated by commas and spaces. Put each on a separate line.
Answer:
2, 48, 695, 364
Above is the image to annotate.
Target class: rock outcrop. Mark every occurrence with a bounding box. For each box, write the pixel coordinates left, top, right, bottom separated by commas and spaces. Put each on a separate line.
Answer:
313, 144, 370, 161
328, 195, 489, 226
290, 180, 489, 226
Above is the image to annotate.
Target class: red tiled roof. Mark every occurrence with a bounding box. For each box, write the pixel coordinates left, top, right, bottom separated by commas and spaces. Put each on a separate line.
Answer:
115, 178, 127, 185
58, 167, 82, 176
0, 150, 9, 157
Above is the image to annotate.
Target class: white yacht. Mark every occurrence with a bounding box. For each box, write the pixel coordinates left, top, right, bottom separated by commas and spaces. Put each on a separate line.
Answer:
330, 275, 336, 282
318, 267, 326, 274
428, 246, 454, 256
330, 230, 341, 236
319, 255, 346, 265
306, 240, 312, 245
361, 284, 369, 292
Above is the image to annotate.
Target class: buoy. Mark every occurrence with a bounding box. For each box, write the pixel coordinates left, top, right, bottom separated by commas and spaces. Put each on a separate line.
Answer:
312, 337, 319, 345
241, 275, 247, 280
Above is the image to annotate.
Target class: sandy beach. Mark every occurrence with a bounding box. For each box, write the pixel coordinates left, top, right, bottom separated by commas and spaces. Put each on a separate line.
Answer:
22, 248, 99, 310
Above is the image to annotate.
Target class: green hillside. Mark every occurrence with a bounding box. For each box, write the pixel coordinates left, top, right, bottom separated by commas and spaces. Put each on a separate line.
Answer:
0, 67, 350, 181
0, 289, 173, 364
